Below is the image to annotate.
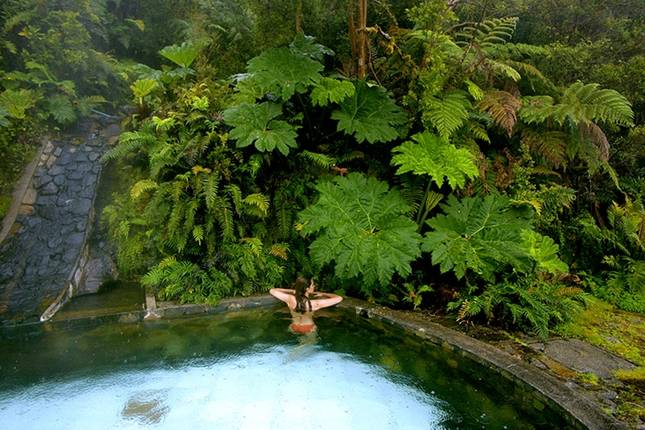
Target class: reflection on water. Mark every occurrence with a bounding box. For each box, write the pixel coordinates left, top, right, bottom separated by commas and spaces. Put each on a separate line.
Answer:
0, 348, 449, 430
0, 307, 570, 429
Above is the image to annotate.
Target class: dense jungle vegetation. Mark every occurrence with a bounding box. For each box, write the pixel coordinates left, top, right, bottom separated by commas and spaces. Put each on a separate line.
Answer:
0, 0, 643, 339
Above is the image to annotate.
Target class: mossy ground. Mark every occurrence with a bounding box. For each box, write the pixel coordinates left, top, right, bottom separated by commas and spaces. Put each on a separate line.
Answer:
556, 298, 644, 366
556, 298, 645, 425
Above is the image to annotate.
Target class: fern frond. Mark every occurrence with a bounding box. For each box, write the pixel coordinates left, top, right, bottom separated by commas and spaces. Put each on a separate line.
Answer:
487, 60, 521, 82
224, 184, 243, 215
421, 91, 471, 138
192, 225, 204, 245
299, 150, 337, 169
455, 17, 518, 48
269, 243, 289, 260
244, 193, 270, 217
202, 173, 220, 211
478, 91, 522, 137
130, 179, 158, 200
101, 130, 157, 162
580, 122, 609, 162
217, 204, 235, 241
522, 130, 568, 168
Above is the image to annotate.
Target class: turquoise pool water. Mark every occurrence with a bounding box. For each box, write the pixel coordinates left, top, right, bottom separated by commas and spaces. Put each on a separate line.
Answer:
0, 306, 570, 429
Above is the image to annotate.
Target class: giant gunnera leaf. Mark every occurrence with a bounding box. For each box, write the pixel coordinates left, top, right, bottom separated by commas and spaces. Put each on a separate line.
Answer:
159, 42, 201, 68
391, 131, 477, 189
332, 81, 407, 144
223, 102, 298, 155
298, 173, 422, 288
423, 194, 533, 280
310, 77, 355, 107
244, 47, 323, 100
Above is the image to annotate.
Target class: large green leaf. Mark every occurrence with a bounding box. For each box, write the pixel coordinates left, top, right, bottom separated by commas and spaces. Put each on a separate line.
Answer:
0, 89, 37, 119
223, 102, 298, 155
391, 131, 477, 189
310, 77, 355, 107
520, 230, 569, 274
130, 79, 159, 99
47, 94, 76, 125
0, 107, 10, 127
299, 173, 421, 288
244, 47, 323, 100
331, 81, 407, 144
423, 194, 533, 280
159, 42, 201, 68
289, 33, 333, 61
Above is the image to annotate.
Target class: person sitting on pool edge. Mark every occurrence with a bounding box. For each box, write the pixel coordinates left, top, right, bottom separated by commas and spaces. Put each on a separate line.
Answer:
270, 276, 343, 334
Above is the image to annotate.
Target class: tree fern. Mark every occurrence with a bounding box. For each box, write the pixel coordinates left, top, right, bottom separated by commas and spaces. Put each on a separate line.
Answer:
478, 90, 522, 137
487, 60, 521, 82
455, 17, 518, 48
520, 82, 634, 127
421, 90, 471, 138
332, 81, 407, 144
521, 129, 568, 168
391, 131, 477, 189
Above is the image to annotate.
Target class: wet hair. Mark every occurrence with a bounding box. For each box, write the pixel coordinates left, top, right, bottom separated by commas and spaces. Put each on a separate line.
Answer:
293, 276, 312, 312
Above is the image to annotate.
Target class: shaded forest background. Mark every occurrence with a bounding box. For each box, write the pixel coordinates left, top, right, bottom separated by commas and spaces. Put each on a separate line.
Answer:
0, 0, 643, 339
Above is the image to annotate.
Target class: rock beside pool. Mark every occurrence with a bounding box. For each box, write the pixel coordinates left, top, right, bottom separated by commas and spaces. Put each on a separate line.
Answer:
538, 339, 635, 380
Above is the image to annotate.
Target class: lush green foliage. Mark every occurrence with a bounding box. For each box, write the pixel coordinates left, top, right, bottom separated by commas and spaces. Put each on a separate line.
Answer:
332, 81, 407, 144
223, 102, 298, 155
0, 0, 640, 339
423, 194, 568, 281
298, 173, 421, 290
391, 132, 477, 189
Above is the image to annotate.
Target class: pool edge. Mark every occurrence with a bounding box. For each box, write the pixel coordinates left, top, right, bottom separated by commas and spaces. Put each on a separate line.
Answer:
337, 297, 626, 430
1, 294, 625, 430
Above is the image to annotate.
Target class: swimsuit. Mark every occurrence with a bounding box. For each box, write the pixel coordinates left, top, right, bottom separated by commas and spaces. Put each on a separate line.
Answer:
290, 322, 316, 334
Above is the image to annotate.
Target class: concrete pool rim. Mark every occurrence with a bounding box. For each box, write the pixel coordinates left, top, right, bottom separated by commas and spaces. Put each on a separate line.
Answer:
1, 294, 625, 430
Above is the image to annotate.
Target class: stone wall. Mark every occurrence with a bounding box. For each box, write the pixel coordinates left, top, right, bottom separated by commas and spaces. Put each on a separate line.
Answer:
0, 120, 119, 324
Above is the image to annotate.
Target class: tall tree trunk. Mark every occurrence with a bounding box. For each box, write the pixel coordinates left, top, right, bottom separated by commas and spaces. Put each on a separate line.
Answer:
357, 0, 368, 78
295, 0, 303, 33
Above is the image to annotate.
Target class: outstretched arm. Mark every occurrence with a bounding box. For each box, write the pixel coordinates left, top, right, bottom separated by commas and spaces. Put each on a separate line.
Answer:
270, 288, 295, 306
311, 293, 343, 311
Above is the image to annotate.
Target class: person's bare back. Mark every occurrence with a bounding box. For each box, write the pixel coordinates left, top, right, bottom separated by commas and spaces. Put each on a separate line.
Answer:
270, 278, 342, 334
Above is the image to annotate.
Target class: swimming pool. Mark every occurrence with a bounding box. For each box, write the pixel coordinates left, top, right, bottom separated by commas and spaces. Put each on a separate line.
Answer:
0, 305, 571, 429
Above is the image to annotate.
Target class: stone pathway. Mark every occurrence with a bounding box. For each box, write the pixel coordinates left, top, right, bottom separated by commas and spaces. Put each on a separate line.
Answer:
0, 121, 117, 324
